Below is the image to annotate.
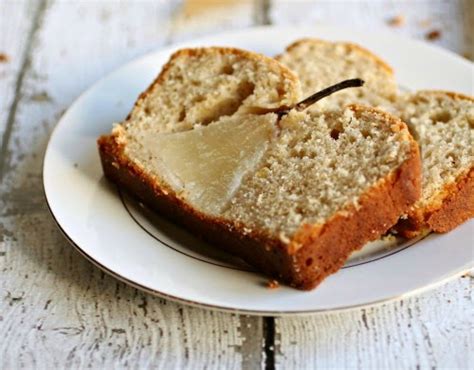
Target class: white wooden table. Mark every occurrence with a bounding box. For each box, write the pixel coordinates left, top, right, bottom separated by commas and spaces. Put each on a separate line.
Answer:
1, 1, 472, 368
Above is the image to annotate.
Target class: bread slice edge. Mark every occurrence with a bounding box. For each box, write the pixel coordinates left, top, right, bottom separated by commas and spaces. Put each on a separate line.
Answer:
396, 166, 473, 237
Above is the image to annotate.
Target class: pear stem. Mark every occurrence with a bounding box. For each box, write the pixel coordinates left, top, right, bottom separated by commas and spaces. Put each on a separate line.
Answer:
278, 78, 365, 117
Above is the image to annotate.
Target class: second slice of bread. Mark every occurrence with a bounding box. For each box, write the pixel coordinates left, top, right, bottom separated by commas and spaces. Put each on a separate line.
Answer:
276, 38, 397, 111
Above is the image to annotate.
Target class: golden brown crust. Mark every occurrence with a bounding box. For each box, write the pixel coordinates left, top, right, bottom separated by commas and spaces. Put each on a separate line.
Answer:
98, 105, 421, 290
275, 38, 394, 76
126, 47, 301, 121
427, 167, 474, 232
413, 90, 474, 103
397, 167, 473, 237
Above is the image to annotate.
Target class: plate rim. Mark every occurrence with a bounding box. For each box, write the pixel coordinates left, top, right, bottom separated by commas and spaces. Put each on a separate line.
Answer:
42, 189, 472, 316
42, 24, 474, 315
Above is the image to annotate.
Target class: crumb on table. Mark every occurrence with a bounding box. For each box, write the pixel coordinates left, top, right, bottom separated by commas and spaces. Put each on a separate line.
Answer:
425, 29, 442, 41
387, 15, 405, 27
0, 53, 9, 63
267, 279, 280, 289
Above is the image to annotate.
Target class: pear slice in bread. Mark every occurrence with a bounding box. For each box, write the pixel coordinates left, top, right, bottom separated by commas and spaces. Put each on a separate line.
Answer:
394, 91, 474, 237
98, 47, 421, 289
133, 114, 277, 215
276, 38, 397, 111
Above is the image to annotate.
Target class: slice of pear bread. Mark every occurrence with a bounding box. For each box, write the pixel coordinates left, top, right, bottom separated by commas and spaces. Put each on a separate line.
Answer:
98, 47, 421, 290
123, 47, 301, 135
394, 91, 474, 237
276, 38, 397, 111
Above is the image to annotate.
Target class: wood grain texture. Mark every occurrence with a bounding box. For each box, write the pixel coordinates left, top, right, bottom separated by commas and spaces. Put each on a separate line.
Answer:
170, 0, 254, 43
271, 0, 473, 60
0, 213, 249, 369
0, 0, 44, 180
275, 276, 473, 369
0, 0, 472, 369
0, 1, 260, 368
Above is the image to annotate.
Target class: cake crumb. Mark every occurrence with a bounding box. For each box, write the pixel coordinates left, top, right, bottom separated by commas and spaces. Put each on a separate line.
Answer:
425, 29, 441, 41
0, 53, 9, 63
387, 15, 405, 27
267, 279, 280, 289
419, 19, 432, 28
278, 232, 290, 244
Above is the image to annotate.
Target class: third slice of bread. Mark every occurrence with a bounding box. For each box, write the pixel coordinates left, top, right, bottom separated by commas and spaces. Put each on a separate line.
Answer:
276, 38, 397, 111
394, 91, 474, 236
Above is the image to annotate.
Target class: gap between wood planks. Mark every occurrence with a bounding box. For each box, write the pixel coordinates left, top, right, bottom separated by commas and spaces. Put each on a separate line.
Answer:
254, 0, 271, 26
254, 1, 277, 369
263, 316, 276, 370
2, 0, 276, 367
0, 0, 48, 181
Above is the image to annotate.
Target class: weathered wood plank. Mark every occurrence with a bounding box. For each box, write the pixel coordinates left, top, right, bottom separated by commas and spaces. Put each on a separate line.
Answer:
0, 0, 44, 180
275, 275, 473, 369
270, 0, 472, 58
0, 1, 259, 368
460, 0, 474, 60
0, 213, 247, 369
1, 0, 472, 369
170, 0, 254, 43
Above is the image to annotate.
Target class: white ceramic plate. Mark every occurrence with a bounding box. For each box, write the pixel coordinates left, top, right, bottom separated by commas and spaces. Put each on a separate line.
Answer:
43, 25, 474, 315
